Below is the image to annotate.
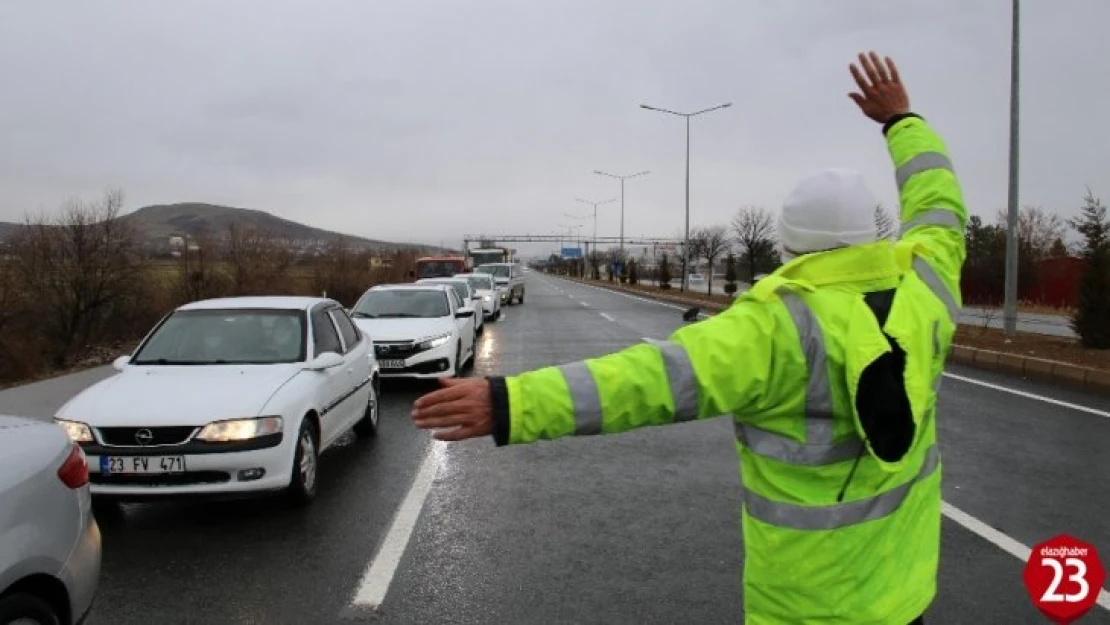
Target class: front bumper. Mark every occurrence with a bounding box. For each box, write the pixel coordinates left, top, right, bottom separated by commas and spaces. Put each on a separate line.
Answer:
83, 435, 293, 498
378, 343, 455, 378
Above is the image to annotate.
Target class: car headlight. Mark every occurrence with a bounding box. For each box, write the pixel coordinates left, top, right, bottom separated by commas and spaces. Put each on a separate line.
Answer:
196, 416, 283, 442
54, 419, 94, 443
483, 295, 491, 302
418, 333, 451, 350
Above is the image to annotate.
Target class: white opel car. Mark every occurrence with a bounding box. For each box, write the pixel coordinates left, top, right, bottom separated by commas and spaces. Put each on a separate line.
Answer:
453, 272, 501, 321
52, 296, 380, 508
349, 284, 476, 379
416, 277, 484, 336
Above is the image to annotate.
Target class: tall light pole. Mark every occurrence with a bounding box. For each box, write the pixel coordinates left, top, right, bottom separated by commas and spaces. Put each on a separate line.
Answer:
1003, 0, 1021, 338
640, 101, 732, 292
593, 170, 649, 277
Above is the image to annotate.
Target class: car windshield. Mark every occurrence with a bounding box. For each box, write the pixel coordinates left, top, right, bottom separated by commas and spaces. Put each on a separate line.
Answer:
420, 280, 469, 302
460, 275, 492, 291
351, 290, 450, 319
131, 309, 306, 365
477, 264, 511, 278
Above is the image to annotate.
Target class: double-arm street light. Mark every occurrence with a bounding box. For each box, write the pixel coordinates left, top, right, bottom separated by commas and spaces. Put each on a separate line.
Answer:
640, 101, 732, 292
593, 170, 649, 275
574, 198, 616, 254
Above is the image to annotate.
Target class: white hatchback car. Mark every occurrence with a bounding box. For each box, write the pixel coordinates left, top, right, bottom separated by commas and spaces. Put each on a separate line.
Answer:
349, 284, 476, 379
53, 296, 380, 508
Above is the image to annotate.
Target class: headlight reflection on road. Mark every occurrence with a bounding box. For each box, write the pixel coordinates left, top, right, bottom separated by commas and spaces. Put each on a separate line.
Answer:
478, 332, 496, 361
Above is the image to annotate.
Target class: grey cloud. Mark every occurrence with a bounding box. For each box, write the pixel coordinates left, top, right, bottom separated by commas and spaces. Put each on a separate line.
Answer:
1, 0, 1108, 256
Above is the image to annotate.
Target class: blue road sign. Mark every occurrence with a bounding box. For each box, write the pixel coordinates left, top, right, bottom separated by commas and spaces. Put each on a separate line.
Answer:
561, 247, 582, 259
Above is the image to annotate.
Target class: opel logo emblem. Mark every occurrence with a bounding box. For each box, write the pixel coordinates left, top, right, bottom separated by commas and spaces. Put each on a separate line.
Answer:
135, 428, 154, 445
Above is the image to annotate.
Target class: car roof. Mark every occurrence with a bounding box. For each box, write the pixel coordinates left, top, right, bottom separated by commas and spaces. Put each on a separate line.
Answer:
371, 283, 451, 292
178, 296, 336, 311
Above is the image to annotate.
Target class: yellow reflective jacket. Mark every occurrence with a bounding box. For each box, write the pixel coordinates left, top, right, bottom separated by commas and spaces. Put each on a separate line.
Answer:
487, 114, 967, 624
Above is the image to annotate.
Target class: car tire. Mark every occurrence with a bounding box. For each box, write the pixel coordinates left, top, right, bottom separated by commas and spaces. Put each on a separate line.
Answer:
518, 290, 525, 304
0, 592, 62, 625
285, 418, 319, 507
353, 378, 379, 438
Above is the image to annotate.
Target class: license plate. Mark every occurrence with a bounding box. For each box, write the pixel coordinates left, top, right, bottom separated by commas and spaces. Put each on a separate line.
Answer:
380, 359, 405, 369
100, 455, 186, 475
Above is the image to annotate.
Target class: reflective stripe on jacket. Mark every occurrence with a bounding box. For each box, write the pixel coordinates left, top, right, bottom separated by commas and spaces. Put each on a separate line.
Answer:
488, 114, 967, 624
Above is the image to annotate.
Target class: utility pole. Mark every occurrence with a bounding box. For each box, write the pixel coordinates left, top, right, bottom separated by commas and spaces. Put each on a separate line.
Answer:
1003, 0, 1020, 337
594, 171, 649, 279
640, 102, 732, 292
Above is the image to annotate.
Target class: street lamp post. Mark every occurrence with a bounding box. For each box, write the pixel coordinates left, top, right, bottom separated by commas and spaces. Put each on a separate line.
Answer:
594, 170, 649, 279
640, 101, 732, 292
1003, 0, 1021, 338
575, 198, 616, 278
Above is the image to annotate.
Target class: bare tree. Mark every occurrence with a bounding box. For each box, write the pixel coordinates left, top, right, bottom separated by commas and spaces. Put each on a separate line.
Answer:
313, 237, 374, 306
8, 188, 145, 366
225, 222, 298, 295
995, 205, 1067, 261
875, 204, 897, 241
732, 206, 778, 284
691, 225, 731, 295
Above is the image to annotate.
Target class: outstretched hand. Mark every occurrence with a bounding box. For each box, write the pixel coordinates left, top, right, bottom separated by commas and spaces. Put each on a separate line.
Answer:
848, 51, 911, 124
412, 377, 493, 441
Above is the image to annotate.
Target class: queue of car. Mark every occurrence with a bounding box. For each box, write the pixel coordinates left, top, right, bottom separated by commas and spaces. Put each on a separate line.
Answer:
0, 264, 526, 623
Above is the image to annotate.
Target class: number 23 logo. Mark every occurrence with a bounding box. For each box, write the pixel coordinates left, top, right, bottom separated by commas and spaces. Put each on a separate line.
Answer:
1041, 557, 1090, 603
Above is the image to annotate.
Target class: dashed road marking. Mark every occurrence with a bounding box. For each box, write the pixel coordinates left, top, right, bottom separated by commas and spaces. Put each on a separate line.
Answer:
599, 312, 615, 322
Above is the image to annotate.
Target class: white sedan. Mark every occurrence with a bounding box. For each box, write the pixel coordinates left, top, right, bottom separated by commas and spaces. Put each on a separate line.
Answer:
53, 296, 380, 508
453, 272, 501, 321
349, 284, 476, 379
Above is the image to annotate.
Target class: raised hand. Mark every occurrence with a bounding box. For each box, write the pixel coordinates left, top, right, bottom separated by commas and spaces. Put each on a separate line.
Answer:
848, 51, 911, 124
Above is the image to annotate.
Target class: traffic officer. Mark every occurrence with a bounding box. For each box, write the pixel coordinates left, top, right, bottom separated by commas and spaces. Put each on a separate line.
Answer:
411, 51, 966, 625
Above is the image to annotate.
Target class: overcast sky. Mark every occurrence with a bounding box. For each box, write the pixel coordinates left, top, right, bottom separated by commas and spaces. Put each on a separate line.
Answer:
1, 1, 1107, 256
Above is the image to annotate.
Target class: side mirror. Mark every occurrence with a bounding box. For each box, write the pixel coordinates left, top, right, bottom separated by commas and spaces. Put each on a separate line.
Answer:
682, 306, 701, 322
112, 355, 131, 371
303, 351, 344, 371
456, 307, 475, 318
472, 294, 482, 300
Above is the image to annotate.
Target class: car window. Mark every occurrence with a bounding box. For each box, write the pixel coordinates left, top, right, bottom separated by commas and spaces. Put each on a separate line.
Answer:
312, 308, 343, 357
449, 289, 462, 310
329, 308, 360, 352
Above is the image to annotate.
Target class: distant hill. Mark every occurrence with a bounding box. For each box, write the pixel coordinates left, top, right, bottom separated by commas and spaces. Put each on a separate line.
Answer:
0, 202, 443, 254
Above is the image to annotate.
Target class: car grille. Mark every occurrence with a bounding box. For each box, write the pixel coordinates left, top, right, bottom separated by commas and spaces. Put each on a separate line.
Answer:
374, 341, 423, 360
90, 471, 231, 487
97, 426, 197, 447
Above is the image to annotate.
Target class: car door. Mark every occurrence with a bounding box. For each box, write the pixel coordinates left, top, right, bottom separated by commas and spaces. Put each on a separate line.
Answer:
329, 306, 372, 433
310, 305, 350, 448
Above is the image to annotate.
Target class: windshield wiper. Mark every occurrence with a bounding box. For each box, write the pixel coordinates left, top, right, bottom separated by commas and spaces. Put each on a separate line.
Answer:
351, 312, 375, 319
375, 313, 424, 318
131, 358, 208, 365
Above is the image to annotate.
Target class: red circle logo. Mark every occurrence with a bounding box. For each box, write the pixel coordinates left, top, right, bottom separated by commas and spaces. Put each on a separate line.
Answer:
1023, 534, 1106, 623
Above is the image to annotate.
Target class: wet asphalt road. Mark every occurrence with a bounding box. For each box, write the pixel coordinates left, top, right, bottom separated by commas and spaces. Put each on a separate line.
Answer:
1, 271, 1109, 624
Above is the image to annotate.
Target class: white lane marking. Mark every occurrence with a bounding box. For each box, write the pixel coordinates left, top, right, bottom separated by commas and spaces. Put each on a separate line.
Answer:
580, 301, 590, 307
942, 373, 1110, 419
599, 312, 615, 322
942, 501, 1110, 610
351, 444, 442, 609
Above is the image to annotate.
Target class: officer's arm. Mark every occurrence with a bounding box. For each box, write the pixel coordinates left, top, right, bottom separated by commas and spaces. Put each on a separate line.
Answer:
885, 113, 969, 299
486, 302, 788, 446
